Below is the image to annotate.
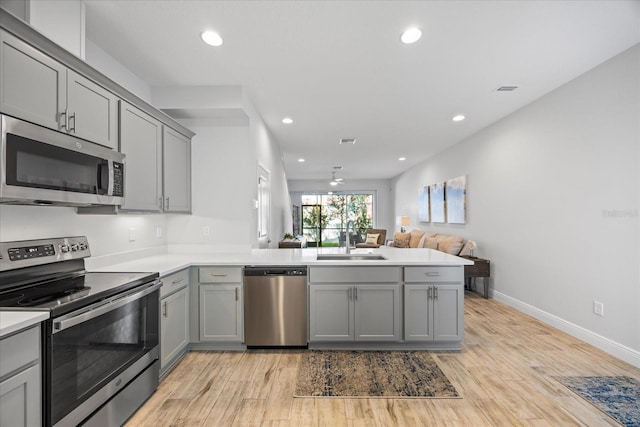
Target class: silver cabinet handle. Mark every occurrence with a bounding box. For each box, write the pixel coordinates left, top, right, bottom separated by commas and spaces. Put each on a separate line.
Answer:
235, 287, 239, 301
348, 288, 352, 300
59, 108, 68, 131
428, 286, 432, 299
426, 272, 441, 276
354, 287, 357, 300
166, 197, 170, 210
434, 286, 438, 299
68, 112, 76, 133
162, 301, 168, 317
211, 273, 228, 277
171, 278, 184, 285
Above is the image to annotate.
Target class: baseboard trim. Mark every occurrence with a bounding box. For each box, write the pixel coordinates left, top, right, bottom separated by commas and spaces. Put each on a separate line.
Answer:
492, 290, 640, 369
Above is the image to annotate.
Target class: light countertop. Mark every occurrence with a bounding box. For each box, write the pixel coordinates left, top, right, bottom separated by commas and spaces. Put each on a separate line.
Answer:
0, 311, 49, 338
89, 247, 474, 277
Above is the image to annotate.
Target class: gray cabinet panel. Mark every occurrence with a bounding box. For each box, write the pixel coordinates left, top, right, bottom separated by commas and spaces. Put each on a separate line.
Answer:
309, 266, 400, 283
199, 284, 243, 342
404, 266, 463, 283
0, 364, 41, 427
403, 285, 433, 341
433, 285, 464, 341
160, 286, 189, 369
0, 29, 65, 130
309, 284, 354, 341
119, 101, 162, 211
162, 127, 191, 212
354, 284, 401, 341
67, 70, 118, 149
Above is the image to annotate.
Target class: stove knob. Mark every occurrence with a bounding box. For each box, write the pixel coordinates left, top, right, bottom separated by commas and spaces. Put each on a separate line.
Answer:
71, 244, 79, 251
61, 245, 70, 253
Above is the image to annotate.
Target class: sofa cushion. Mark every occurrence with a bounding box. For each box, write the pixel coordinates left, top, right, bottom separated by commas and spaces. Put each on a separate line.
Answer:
435, 234, 465, 255
393, 232, 411, 248
409, 229, 425, 248
365, 233, 380, 245
423, 236, 439, 250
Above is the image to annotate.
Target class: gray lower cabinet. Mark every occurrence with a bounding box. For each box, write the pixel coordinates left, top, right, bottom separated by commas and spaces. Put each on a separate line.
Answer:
309, 266, 402, 343
309, 274, 402, 342
160, 269, 190, 372
403, 266, 464, 343
1, 29, 119, 149
0, 325, 41, 427
198, 267, 243, 342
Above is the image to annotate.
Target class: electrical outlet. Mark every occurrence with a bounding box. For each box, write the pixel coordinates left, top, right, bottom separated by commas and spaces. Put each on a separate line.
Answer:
128, 227, 136, 242
203, 226, 210, 236
156, 226, 163, 238
593, 301, 604, 316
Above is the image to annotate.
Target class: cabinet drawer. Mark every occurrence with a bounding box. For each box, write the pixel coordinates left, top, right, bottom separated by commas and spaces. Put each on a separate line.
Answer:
0, 326, 40, 378
160, 268, 190, 297
309, 266, 400, 283
404, 266, 463, 283
199, 267, 242, 283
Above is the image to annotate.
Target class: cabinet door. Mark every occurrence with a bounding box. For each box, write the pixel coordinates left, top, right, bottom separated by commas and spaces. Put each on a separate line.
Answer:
309, 284, 354, 341
199, 284, 243, 342
354, 284, 401, 341
403, 284, 433, 341
160, 287, 189, 369
0, 29, 65, 131
433, 285, 464, 342
66, 70, 118, 149
162, 127, 191, 212
119, 101, 163, 211
0, 364, 41, 427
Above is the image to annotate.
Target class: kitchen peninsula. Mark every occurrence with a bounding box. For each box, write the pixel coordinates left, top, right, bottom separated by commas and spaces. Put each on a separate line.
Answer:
89, 247, 472, 371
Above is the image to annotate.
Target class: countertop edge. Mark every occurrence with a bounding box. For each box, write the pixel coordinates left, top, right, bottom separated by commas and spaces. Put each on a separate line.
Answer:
0, 311, 49, 338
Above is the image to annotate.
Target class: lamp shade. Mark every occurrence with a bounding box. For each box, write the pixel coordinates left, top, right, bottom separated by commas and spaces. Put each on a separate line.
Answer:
401, 216, 410, 227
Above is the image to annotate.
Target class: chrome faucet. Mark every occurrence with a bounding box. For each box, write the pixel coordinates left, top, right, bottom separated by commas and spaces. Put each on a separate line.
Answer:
345, 220, 354, 254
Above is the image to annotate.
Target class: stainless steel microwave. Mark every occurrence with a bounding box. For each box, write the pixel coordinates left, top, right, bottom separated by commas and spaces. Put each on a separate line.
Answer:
1, 114, 125, 206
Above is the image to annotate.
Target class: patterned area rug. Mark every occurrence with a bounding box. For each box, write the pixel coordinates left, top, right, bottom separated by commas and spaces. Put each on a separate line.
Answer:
294, 350, 459, 398
556, 376, 640, 427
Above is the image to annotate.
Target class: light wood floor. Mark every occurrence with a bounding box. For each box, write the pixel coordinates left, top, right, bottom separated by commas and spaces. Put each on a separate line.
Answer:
126, 293, 640, 426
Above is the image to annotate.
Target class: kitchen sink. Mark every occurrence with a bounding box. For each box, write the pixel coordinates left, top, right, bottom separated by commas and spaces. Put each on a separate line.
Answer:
316, 254, 387, 261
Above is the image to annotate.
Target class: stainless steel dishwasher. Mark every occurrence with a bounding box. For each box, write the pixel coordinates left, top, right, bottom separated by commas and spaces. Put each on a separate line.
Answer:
243, 266, 308, 347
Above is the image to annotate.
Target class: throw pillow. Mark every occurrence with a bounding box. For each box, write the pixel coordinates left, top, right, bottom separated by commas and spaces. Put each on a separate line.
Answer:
365, 233, 380, 245
409, 229, 425, 248
436, 235, 464, 255
423, 236, 438, 250
393, 232, 410, 248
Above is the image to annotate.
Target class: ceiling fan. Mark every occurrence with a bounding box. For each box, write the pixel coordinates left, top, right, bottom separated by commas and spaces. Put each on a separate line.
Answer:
329, 172, 345, 186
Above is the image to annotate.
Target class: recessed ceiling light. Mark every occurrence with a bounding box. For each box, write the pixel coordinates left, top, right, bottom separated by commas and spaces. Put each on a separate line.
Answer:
452, 115, 466, 122
282, 117, 293, 124
297, 158, 305, 162
401, 28, 422, 44
398, 157, 406, 161
201, 30, 223, 47
339, 138, 356, 145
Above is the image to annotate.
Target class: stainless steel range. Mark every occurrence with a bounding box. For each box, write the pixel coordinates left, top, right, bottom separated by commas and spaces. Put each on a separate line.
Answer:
0, 236, 161, 427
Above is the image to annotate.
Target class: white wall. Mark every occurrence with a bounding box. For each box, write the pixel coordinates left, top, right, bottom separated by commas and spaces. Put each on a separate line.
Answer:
288, 179, 394, 235
392, 44, 640, 366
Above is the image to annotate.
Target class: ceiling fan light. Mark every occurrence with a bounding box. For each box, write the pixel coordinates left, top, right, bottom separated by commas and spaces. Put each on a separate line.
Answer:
201, 30, 223, 47
330, 181, 338, 186
401, 28, 422, 44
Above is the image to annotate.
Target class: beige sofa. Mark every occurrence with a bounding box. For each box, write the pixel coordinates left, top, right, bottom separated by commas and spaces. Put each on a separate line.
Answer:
388, 229, 476, 256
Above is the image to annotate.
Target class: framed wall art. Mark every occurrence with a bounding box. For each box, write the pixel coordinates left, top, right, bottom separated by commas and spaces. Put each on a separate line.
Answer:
446, 175, 466, 224
430, 182, 446, 223
418, 186, 430, 222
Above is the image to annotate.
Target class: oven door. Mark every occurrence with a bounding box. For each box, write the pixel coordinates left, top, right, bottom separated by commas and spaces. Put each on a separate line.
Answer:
46, 281, 160, 427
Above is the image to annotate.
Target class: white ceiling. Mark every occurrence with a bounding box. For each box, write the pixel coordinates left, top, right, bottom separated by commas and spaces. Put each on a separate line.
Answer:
83, 0, 640, 181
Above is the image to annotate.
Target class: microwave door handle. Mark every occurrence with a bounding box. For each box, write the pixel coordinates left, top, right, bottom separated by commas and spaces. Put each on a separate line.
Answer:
53, 281, 162, 333
97, 162, 110, 195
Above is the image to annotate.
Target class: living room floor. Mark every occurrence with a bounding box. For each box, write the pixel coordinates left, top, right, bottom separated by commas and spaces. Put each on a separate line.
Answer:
126, 293, 640, 426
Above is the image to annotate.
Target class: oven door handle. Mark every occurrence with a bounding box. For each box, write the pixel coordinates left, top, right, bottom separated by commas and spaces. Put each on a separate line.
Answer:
53, 280, 162, 334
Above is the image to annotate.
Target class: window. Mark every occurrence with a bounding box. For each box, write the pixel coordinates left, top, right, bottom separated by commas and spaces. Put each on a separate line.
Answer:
300, 192, 374, 247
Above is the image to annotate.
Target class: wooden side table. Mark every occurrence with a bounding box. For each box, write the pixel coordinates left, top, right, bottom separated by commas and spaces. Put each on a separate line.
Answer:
461, 256, 491, 299
278, 240, 302, 248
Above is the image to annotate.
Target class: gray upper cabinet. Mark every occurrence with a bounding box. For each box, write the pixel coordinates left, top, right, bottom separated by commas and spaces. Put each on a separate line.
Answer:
0, 29, 65, 130
0, 30, 118, 149
66, 70, 118, 149
119, 101, 163, 212
163, 127, 191, 213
